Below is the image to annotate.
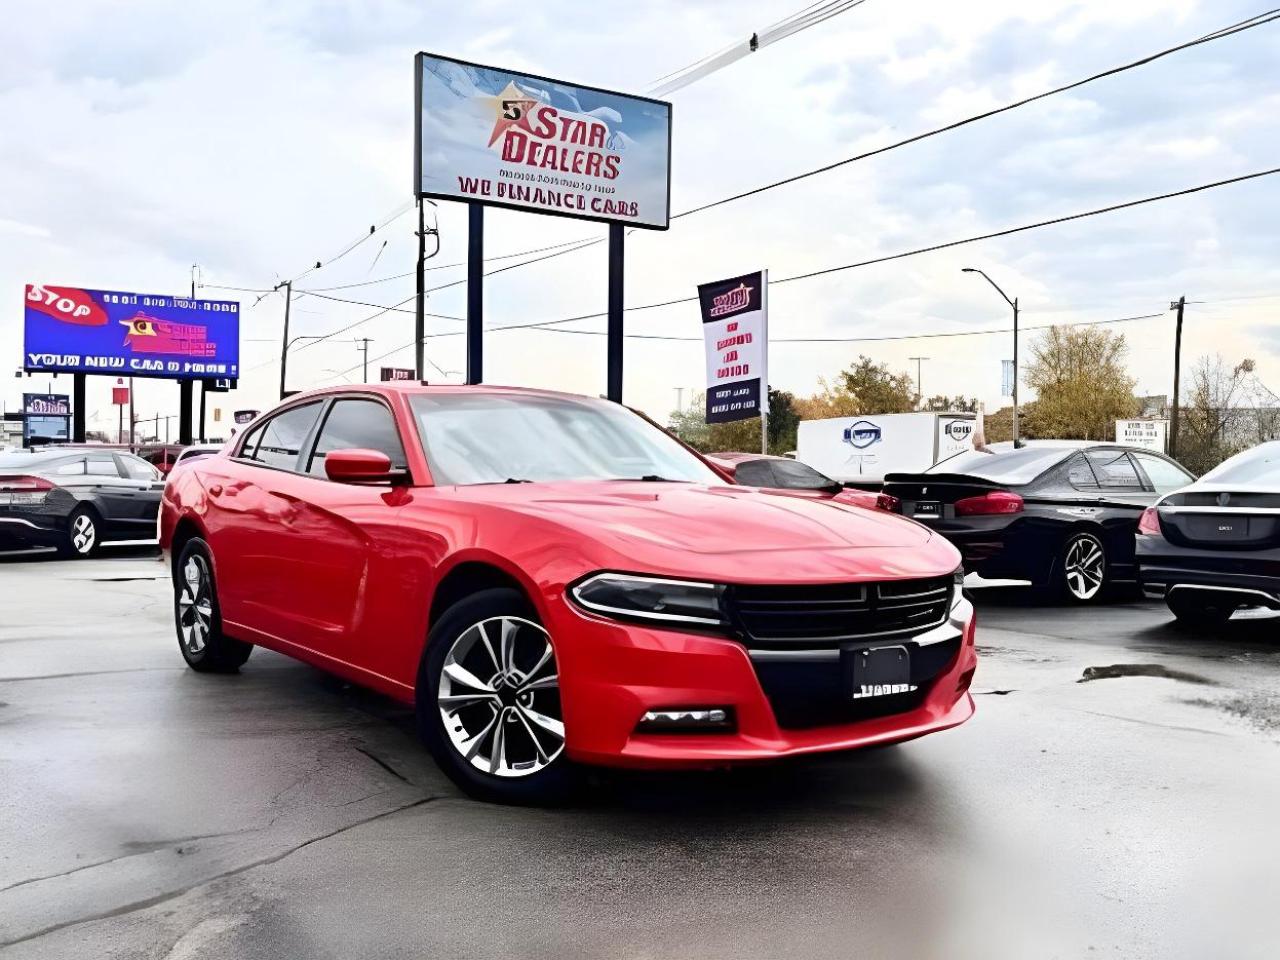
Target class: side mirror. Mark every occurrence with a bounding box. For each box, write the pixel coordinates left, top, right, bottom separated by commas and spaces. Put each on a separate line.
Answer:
323, 448, 404, 484
732, 459, 776, 488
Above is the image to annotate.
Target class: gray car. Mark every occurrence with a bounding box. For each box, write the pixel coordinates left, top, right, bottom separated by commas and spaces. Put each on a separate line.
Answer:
1137, 440, 1280, 625
0, 448, 164, 558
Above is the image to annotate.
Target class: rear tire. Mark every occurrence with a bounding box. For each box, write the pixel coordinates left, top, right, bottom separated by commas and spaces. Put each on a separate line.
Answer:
62, 507, 100, 559
173, 537, 252, 673
416, 588, 576, 805
1166, 591, 1235, 628
1058, 530, 1108, 604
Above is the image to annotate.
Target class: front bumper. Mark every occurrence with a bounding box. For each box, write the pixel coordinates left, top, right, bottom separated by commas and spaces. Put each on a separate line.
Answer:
547, 596, 977, 769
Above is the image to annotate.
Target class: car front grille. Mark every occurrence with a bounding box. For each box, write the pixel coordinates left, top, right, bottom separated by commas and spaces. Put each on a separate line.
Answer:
724, 575, 953, 649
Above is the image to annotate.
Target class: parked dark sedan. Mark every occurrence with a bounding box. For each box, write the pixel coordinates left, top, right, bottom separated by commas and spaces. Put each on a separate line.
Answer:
880, 441, 1194, 602
0, 448, 164, 557
1137, 440, 1280, 625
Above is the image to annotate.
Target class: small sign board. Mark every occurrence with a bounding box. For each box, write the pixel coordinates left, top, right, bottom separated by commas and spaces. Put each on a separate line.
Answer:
233, 409, 259, 425
1116, 419, 1168, 452
381, 367, 416, 382
699, 270, 768, 424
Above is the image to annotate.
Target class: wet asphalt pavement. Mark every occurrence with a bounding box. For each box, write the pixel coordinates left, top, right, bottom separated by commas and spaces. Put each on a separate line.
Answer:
1, 549, 1279, 959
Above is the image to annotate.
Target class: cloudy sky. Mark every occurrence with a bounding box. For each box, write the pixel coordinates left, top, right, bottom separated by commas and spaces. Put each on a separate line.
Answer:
3, 0, 1277, 437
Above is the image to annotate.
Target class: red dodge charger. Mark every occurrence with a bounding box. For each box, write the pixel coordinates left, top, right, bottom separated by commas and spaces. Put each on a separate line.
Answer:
160, 385, 976, 803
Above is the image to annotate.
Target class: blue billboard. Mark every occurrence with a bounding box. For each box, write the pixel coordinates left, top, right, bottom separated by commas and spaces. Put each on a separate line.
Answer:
23, 284, 240, 381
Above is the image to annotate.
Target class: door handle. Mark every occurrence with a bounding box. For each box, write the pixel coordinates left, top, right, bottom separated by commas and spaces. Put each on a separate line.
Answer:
208, 484, 223, 496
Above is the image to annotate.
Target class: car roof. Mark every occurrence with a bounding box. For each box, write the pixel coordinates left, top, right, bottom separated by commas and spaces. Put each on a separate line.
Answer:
279, 383, 612, 404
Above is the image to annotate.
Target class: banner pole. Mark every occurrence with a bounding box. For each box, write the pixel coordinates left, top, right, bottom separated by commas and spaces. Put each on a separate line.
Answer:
607, 223, 625, 402
466, 202, 484, 384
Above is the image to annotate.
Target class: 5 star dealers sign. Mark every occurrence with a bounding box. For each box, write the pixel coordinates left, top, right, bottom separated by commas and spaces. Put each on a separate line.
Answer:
699, 271, 769, 424
415, 53, 671, 229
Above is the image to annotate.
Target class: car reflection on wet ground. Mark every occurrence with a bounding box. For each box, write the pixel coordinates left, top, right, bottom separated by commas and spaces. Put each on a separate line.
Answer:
1, 550, 1278, 959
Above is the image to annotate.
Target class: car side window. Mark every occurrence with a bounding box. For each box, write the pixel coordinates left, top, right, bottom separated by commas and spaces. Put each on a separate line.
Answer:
86, 453, 121, 477
307, 399, 407, 477
54, 458, 87, 476
1067, 455, 1099, 489
1132, 452, 1192, 494
1085, 450, 1143, 489
117, 454, 159, 482
244, 402, 322, 472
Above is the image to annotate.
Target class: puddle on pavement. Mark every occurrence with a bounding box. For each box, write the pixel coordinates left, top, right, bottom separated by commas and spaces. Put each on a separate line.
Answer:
1079, 664, 1216, 685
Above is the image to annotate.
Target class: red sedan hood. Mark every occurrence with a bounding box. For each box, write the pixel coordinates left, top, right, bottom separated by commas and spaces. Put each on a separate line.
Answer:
451, 481, 951, 581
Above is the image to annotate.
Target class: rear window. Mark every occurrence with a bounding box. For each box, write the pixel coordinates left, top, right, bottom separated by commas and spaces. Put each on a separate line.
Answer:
1200, 442, 1280, 485
927, 447, 1069, 484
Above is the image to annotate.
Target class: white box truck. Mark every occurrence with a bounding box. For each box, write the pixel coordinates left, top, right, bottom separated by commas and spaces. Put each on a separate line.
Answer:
796, 412, 977, 485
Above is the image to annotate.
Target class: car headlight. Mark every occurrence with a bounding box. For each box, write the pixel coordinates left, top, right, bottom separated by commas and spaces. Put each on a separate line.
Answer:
952, 567, 966, 610
570, 573, 726, 627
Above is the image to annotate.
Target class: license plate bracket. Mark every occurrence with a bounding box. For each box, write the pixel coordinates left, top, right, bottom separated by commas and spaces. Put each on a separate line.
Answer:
845, 645, 914, 700
913, 501, 941, 518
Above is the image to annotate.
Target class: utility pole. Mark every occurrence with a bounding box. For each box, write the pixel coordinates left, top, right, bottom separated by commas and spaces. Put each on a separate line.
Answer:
909, 357, 929, 406
355, 338, 373, 383
1170, 295, 1186, 459
193, 265, 208, 443
962, 268, 1020, 446
276, 280, 293, 400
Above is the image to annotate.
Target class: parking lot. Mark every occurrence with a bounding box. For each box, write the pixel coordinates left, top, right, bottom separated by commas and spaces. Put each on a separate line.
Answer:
1, 550, 1278, 959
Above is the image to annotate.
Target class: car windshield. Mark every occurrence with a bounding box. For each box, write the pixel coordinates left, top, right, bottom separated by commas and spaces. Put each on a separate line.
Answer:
1199, 441, 1280, 485
410, 393, 723, 486
927, 446, 1070, 484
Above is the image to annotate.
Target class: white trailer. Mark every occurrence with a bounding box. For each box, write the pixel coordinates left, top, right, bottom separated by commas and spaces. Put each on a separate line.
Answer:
796, 412, 977, 485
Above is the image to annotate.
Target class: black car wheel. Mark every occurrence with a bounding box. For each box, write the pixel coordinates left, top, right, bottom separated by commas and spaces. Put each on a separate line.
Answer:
1059, 530, 1108, 603
1166, 591, 1235, 628
173, 537, 253, 672
417, 587, 576, 806
62, 507, 100, 559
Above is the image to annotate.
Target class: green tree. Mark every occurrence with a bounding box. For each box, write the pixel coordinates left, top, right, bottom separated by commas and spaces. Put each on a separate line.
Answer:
1023, 326, 1140, 440
838, 355, 917, 414
667, 387, 798, 455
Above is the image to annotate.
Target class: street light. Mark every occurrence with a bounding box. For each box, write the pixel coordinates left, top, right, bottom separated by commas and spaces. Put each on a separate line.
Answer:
962, 267, 1020, 446
280, 335, 327, 397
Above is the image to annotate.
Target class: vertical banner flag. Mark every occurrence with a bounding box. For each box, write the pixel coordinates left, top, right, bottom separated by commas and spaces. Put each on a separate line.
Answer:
698, 270, 768, 424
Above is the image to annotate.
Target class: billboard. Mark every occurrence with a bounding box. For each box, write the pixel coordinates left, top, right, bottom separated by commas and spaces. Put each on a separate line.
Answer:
416, 53, 672, 229
23, 284, 240, 381
699, 270, 768, 424
22, 393, 70, 446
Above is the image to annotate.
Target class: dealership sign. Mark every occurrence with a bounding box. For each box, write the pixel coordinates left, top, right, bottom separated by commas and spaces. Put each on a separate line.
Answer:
415, 53, 672, 229
381, 366, 416, 382
699, 270, 768, 424
234, 410, 259, 425
1116, 418, 1168, 452
24, 285, 240, 381
22, 393, 70, 416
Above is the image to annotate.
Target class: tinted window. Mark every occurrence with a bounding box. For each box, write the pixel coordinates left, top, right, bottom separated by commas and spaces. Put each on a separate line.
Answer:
308, 399, 406, 476
86, 454, 120, 477
1086, 450, 1142, 489
1131, 452, 1192, 494
1067, 455, 1098, 489
118, 454, 160, 482
928, 447, 1069, 484
410, 394, 721, 486
245, 403, 322, 471
1199, 442, 1280, 485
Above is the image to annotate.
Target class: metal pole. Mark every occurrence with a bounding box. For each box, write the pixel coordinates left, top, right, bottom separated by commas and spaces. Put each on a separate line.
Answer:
909, 357, 928, 405
415, 198, 426, 380
118, 403, 123, 444
72, 373, 86, 443
467, 203, 484, 384
1012, 298, 1019, 446
1170, 295, 1186, 459
178, 381, 193, 445
761, 411, 769, 455
128, 377, 135, 449
607, 223, 624, 403
357, 338, 372, 382
277, 280, 293, 400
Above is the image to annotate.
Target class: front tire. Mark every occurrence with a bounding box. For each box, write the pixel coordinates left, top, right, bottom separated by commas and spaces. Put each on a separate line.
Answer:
173, 537, 252, 673
1059, 530, 1108, 604
416, 588, 574, 805
1166, 591, 1235, 628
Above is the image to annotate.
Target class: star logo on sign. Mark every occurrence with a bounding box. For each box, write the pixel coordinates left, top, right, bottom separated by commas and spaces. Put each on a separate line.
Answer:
483, 81, 539, 147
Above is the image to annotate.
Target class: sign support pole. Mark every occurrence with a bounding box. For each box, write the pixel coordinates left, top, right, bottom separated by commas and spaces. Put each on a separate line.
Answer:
415, 198, 426, 380
466, 202, 484, 384
607, 223, 624, 403
1169, 295, 1185, 459
178, 381, 193, 445
72, 374, 86, 443
198, 383, 207, 443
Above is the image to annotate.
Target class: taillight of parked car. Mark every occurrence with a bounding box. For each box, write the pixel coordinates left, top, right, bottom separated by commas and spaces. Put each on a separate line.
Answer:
953, 490, 1024, 516
1138, 506, 1161, 535
0, 475, 55, 506
875, 492, 901, 512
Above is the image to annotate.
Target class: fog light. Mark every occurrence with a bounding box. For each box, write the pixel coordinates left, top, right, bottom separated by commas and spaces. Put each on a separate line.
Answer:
637, 708, 733, 732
